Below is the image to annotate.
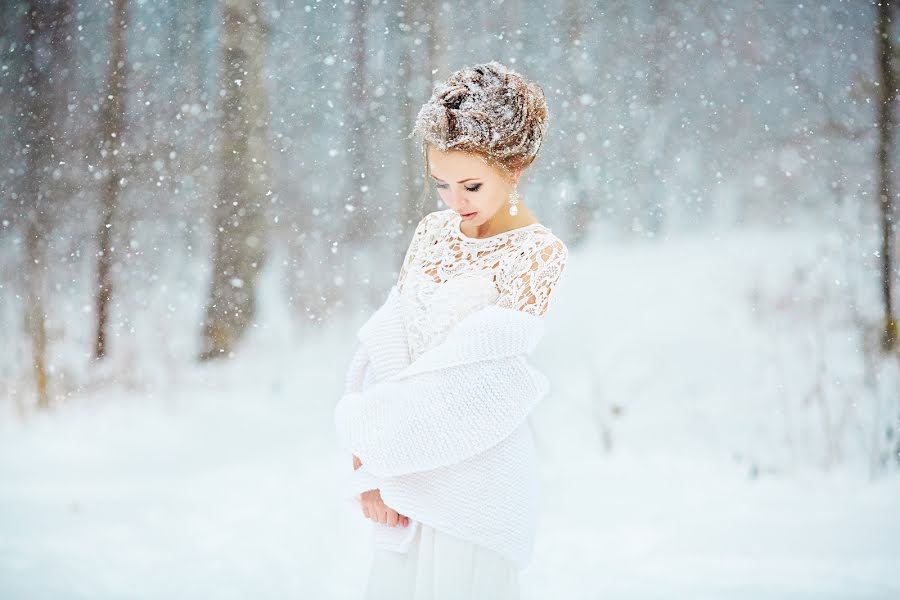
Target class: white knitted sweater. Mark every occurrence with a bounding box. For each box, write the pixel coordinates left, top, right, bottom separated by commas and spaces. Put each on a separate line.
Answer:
333, 209, 568, 569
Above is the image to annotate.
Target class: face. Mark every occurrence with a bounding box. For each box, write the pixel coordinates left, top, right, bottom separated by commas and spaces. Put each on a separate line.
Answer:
427, 146, 520, 226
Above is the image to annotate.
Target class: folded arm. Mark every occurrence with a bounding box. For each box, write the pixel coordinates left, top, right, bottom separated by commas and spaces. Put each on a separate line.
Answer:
334, 353, 548, 478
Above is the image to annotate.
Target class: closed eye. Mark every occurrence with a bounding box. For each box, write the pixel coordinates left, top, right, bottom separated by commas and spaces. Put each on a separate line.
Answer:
434, 183, 482, 192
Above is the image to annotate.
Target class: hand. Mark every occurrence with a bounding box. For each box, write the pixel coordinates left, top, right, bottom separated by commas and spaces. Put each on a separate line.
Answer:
360, 488, 410, 528
352, 454, 362, 471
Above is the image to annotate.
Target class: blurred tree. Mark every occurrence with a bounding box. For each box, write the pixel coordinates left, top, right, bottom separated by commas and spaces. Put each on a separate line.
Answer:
199, 0, 272, 360
20, 0, 75, 407
398, 0, 443, 253
343, 0, 371, 246
399, 0, 424, 235
562, 0, 593, 246
94, 0, 129, 360
875, 0, 897, 352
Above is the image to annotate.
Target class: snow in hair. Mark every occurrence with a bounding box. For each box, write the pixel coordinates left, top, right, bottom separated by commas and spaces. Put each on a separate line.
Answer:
411, 60, 549, 172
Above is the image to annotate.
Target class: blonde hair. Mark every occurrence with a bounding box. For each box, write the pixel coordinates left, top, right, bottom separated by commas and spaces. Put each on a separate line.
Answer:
410, 61, 549, 177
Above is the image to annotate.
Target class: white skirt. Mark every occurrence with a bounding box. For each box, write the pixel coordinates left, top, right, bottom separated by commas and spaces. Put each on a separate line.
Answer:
364, 522, 520, 600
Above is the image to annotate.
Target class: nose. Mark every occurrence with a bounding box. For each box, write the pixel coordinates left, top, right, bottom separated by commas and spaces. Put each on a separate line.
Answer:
449, 188, 470, 211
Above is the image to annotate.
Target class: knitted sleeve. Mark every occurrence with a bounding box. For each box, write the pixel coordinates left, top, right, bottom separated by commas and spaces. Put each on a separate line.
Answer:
333, 353, 548, 478
341, 457, 381, 500
397, 213, 432, 291
497, 237, 568, 317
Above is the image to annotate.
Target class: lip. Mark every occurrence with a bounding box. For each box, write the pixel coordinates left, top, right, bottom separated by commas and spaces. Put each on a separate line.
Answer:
459, 211, 477, 220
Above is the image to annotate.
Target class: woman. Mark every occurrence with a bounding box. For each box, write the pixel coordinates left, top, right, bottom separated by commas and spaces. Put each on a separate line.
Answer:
335, 60, 569, 600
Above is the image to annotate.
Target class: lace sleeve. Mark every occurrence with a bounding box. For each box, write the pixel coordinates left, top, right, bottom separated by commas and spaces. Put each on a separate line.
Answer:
397, 213, 431, 291
497, 236, 569, 317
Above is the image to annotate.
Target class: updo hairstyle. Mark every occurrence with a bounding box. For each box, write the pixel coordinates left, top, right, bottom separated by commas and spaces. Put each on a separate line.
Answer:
410, 61, 549, 177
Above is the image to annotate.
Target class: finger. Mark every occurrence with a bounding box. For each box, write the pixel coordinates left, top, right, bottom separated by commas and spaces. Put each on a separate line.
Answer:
353, 455, 362, 470
377, 505, 388, 525
385, 509, 399, 527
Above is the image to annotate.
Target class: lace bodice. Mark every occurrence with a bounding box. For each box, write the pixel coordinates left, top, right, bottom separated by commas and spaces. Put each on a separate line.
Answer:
396, 208, 568, 361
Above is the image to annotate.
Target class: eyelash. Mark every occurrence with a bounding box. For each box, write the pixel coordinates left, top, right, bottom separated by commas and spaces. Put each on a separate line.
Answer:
434, 183, 482, 192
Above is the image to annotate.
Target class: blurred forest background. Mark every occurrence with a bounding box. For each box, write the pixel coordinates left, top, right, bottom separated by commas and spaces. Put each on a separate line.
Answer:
1, 1, 900, 597
2, 0, 896, 394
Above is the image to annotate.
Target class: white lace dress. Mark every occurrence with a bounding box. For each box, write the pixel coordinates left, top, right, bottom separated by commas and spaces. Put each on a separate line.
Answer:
364, 208, 568, 600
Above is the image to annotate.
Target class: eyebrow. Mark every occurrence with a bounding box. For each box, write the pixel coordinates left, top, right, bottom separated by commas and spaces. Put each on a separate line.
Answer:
430, 174, 480, 183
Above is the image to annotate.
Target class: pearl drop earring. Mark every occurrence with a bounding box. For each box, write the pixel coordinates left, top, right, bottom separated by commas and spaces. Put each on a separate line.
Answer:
508, 185, 520, 216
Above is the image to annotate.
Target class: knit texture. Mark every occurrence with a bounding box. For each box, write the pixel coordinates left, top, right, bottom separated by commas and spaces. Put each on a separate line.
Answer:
334, 284, 548, 568
334, 209, 568, 570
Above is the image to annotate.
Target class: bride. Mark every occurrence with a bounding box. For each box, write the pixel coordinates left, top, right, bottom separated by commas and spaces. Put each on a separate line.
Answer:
335, 60, 569, 600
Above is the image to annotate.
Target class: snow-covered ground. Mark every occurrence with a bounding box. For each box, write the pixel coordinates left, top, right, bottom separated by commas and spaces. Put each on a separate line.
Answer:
1, 226, 898, 599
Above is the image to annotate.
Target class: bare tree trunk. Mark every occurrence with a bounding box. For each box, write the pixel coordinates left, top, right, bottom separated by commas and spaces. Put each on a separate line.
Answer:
562, 0, 592, 246
424, 0, 444, 89
200, 0, 272, 360
399, 0, 442, 228
399, 1, 422, 230
24, 219, 49, 409
21, 0, 74, 408
94, 0, 129, 360
170, 0, 206, 97
343, 0, 370, 245
875, 0, 898, 351
876, 0, 900, 468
